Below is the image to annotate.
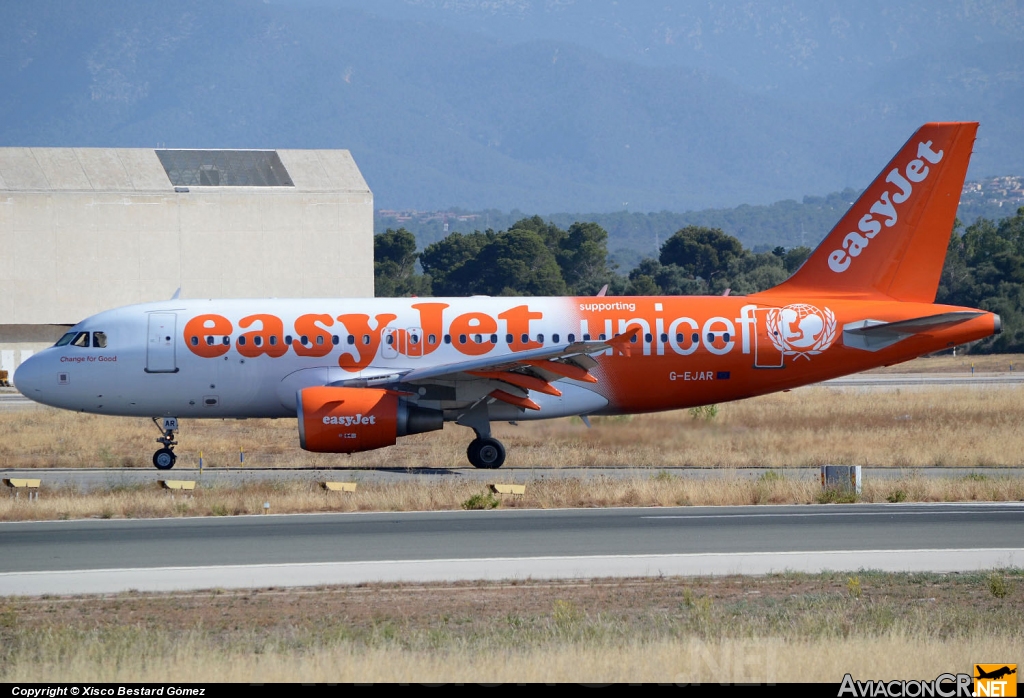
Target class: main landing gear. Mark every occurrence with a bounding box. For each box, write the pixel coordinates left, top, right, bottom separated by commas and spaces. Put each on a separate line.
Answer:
152, 416, 179, 470
458, 401, 506, 469
467, 437, 506, 469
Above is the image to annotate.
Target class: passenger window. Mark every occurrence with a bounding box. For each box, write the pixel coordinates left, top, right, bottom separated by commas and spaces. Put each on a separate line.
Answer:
222, 336, 230, 346
473, 334, 482, 344
92, 332, 107, 348
444, 335, 451, 344
238, 336, 247, 346
661, 333, 668, 342
254, 336, 263, 347
190, 336, 199, 346
599, 334, 607, 341
410, 334, 419, 345
346, 335, 354, 345
459, 334, 467, 344
583, 334, 591, 341
490, 334, 497, 344
691, 333, 699, 343
316, 335, 324, 345
506, 334, 513, 343
206, 336, 214, 346
332, 335, 340, 345
300, 335, 309, 345
645, 333, 653, 343
568, 333, 576, 343
55, 332, 77, 347
285, 335, 293, 345
630, 334, 638, 344
428, 334, 437, 344
521, 334, 529, 343
71, 332, 90, 348
385, 334, 394, 346
552, 333, 560, 343
537, 334, 544, 343
362, 335, 370, 345
676, 333, 683, 342
269, 336, 277, 346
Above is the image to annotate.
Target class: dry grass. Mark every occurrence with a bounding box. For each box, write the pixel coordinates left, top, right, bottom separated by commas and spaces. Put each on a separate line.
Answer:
866, 352, 1024, 373
4, 635, 1016, 683
6, 385, 1024, 470
2, 473, 1022, 521
1, 571, 1020, 682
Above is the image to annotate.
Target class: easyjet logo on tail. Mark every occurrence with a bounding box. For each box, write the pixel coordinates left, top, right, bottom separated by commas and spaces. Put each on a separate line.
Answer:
828, 140, 945, 273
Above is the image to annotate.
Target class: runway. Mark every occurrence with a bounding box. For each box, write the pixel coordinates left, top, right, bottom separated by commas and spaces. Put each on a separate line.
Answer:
1, 502, 1021, 595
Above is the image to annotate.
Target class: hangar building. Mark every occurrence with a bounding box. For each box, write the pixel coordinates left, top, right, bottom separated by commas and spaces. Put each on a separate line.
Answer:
0, 147, 373, 374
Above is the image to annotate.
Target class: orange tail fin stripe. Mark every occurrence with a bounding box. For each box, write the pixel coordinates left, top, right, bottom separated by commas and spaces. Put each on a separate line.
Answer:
489, 389, 541, 411
760, 122, 978, 303
468, 370, 563, 396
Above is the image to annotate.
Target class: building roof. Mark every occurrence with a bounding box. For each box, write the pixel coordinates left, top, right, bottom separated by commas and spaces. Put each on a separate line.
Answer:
0, 148, 368, 193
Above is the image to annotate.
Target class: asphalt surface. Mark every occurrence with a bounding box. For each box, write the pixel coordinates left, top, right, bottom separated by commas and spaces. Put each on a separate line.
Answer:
0, 503, 1021, 595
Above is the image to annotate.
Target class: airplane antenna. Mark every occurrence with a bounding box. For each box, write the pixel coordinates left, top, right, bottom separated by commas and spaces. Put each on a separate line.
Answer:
170, 287, 181, 300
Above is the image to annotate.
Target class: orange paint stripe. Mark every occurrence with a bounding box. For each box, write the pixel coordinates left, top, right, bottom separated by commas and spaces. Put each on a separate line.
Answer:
489, 389, 541, 411
525, 360, 598, 383
468, 370, 562, 396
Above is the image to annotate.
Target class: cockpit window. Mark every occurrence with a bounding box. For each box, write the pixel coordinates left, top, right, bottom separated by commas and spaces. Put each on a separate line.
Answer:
71, 332, 90, 348
92, 332, 107, 348
55, 332, 77, 347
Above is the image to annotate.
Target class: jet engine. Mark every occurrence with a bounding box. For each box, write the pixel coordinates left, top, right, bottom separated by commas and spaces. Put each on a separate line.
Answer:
297, 386, 442, 453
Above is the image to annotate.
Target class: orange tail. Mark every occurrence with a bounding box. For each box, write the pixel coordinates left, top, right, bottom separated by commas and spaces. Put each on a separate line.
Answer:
761, 122, 978, 302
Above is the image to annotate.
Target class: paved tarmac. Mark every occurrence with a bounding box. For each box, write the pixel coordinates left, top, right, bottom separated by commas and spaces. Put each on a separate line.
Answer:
1, 503, 1021, 595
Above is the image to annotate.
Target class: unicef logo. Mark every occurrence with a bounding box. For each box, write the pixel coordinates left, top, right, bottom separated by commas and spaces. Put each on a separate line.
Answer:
766, 303, 837, 360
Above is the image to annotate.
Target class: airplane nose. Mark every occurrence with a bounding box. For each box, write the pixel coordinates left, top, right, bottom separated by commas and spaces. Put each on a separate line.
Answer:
13, 353, 46, 397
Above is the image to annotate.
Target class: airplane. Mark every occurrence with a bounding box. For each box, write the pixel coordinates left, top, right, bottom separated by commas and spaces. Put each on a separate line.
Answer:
13, 122, 1000, 470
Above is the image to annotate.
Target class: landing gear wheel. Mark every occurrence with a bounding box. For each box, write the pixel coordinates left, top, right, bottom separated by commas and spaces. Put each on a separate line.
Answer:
467, 437, 506, 469
153, 448, 176, 470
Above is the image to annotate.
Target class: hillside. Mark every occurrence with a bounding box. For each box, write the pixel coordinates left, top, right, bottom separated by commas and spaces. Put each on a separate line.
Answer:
2, 1, 1022, 212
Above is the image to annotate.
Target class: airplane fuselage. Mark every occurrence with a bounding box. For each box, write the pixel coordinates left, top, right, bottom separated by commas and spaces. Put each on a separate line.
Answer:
15, 294, 998, 421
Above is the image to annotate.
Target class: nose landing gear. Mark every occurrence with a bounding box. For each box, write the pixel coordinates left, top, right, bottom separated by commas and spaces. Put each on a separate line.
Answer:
152, 416, 179, 470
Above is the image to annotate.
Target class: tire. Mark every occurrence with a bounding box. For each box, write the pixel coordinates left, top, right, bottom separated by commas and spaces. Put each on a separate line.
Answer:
153, 448, 176, 470
467, 437, 506, 469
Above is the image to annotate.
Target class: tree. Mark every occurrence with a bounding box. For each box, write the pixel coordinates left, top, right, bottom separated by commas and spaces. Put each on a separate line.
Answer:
420, 231, 492, 296
659, 226, 743, 280
558, 221, 613, 295
373, 228, 429, 297
454, 229, 567, 296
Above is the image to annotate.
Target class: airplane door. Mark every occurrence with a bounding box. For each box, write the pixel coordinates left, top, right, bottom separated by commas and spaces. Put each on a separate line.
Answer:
146, 313, 179, 373
753, 307, 785, 369
407, 327, 423, 358
381, 328, 399, 359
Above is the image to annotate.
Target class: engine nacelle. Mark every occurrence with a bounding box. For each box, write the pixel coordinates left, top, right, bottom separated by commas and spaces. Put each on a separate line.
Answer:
297, 386, 443, 453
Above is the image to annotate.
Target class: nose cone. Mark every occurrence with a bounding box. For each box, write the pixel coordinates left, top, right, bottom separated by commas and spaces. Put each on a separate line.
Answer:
13, 353, 49, 402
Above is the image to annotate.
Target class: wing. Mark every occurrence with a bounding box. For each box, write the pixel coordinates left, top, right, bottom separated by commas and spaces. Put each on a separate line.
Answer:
329, 327, 641, 410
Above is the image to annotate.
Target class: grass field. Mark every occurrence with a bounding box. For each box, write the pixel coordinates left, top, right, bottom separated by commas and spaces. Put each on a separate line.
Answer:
1, 571, 1019, 682
2, 472, 1023, 521
3, 385, 1024, 471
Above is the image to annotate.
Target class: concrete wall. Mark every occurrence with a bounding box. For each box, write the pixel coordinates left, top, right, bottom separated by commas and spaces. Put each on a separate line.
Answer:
0, 147, 374, 369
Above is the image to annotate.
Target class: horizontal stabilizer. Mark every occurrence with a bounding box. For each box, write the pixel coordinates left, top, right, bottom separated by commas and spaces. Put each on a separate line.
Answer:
843, 311, 984, 352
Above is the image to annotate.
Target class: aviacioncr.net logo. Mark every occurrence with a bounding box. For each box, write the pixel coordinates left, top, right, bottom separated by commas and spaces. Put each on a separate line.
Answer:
766, 303, 837, 360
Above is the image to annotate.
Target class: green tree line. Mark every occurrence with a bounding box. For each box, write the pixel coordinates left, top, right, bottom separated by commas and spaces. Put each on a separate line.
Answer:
376, 207, 1024, 353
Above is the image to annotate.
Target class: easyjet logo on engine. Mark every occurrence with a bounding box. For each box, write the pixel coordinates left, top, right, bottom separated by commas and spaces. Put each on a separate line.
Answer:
828, 140, 944, 273
323, 414, 377, 426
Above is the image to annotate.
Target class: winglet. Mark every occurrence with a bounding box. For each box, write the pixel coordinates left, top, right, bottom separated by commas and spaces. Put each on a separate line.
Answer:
606, 325, 643, 357
760, 122, 978, 302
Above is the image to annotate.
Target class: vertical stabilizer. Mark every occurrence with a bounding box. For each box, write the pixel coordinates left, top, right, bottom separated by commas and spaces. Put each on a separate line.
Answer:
762, 122, 977, 302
